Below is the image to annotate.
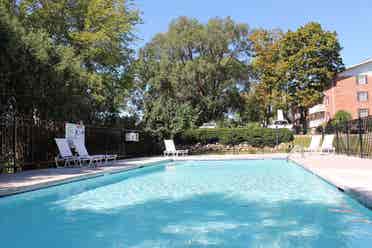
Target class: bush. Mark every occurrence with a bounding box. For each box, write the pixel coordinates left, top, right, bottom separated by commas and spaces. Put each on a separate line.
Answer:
177, 128, 294, 147
332, 110, 352, 126
294, 135, 311, 147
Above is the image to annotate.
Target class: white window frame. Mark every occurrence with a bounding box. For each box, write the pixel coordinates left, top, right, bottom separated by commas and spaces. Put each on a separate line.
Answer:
357, 91, 368, 102
358, 108, 369, 118
357, 74, 368, 85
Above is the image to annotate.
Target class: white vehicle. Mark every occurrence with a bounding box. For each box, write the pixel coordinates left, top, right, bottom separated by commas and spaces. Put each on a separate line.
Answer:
268, 120, 293, 130
267, 109, 293, 130
199, 121, 217, 129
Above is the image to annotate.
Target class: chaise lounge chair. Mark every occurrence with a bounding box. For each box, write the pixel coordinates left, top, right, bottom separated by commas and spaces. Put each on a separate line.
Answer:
163, 139, 188, 156
304, 135, 322, 152
55, 138, 79, 167
72, 139, 117, 167
321, 134, 335, 153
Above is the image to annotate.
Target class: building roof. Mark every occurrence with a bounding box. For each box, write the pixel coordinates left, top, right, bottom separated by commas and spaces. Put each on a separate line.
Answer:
344, 58, 372, 72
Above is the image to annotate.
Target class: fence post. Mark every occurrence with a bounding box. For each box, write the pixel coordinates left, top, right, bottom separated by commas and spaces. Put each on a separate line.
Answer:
335, 124, 339, 154
7, 97, 18, 173
358, 117, 363, 158
104, 129, 108, 155
12, 115, 16, 172
121, 129, 127, 157
346, 121, 350, 156
275, 127, 279, 146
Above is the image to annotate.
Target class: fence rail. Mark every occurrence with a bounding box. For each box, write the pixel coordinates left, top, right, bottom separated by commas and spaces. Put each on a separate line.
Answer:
0, 116, 160, 173
334, 116, 372, 158
0, 96, 162, 173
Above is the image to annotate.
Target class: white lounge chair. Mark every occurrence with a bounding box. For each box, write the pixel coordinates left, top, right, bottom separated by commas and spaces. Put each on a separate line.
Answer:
305, 135, 322, 152
54, 138, 78, 167
321, 134, 335, 153
164, 139, 188, 156
72, 139, 117, 167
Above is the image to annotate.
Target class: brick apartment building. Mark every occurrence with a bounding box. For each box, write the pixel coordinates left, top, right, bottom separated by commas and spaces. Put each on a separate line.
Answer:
308, 58, 372, 129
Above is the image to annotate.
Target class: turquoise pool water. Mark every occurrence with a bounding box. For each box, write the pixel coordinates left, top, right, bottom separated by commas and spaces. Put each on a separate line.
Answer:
1, 160, 372, 247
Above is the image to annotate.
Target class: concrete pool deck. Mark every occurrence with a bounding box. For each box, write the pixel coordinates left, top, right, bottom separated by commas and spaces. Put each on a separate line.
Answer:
0, 157, 171, 197
1, 153, 372, 210
290, 154, 372, 209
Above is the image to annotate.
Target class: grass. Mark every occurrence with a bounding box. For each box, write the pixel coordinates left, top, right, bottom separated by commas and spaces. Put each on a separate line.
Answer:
293, 135, 311, 148
336, 133, 372, 157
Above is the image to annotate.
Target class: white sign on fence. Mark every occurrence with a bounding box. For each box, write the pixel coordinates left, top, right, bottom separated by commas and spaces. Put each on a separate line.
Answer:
125, 132, 139, 142
65, 123, 85, 145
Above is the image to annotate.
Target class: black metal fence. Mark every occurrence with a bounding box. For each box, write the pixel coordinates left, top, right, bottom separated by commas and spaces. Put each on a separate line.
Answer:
0, 98, 161, 173
334, 116, 372, 158
0, 117, 161, 173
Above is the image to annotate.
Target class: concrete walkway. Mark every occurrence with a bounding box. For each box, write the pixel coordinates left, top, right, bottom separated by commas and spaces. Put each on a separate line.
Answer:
290, 154, 372, 209
0, 157, 170, 197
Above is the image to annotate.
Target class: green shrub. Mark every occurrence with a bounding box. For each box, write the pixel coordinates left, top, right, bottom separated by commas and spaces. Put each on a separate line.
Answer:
177, 128, 294, 147
332, 110, 352, 126
294, 135, 311, 147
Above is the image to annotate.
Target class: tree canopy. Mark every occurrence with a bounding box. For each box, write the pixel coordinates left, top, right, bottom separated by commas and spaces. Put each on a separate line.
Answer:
0, 0, 140, 124
134, 17, 253, 137
279, 22, 344, 131
247, 23, 344, 131
1, 2, 345, 133
332, 110, 352, 126
248, 29, 285, 125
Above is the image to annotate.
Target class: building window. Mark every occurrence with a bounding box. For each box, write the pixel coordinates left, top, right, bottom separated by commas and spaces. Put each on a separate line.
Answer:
358, 108, 369, 118
357, 74, 368, 85
357, 91, 368, 102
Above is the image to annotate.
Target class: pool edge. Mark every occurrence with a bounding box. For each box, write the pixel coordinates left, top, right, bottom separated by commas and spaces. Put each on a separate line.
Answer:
289, 158, 372, 211
0, 159, 172, 198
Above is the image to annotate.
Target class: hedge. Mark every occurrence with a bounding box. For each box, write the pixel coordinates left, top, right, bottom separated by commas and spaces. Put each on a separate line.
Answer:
177, 128, 294, 147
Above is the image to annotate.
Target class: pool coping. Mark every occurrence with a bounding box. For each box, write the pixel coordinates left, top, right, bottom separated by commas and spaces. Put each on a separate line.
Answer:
0, 159, 172, 197
289, 156, 372, 210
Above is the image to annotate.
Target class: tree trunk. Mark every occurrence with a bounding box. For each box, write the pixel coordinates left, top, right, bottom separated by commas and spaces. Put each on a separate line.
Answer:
300, 107, 307, 134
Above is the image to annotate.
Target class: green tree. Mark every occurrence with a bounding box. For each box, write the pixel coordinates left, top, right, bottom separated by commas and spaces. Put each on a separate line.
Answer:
249, 29, 286, 125
14, 0, 141, 123
135, 17, 253, 135
332, 110, 352, 126
279, 22, 344, 132
0, 3, 99, 120
142, 97, 200, 139
240, 91, 263, 124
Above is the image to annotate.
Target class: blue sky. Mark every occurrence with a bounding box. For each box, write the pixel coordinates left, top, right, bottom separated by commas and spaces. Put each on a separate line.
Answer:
135, 0, 372, 67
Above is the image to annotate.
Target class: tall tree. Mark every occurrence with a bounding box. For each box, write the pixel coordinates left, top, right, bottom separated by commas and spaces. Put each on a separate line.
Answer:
279, 22, 344, 132
15, 0, 141, 123
240, 91, 262, 124
135, 17, 253, 136
249, 29, 285, 125
0, 2, 99, 120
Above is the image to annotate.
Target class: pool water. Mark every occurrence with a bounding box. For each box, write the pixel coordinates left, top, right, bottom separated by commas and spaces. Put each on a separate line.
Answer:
1, 160, 372, 247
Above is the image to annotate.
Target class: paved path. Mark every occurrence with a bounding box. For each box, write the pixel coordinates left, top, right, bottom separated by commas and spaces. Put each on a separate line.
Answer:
291, 154, 372, 209
0, 157, 170, 197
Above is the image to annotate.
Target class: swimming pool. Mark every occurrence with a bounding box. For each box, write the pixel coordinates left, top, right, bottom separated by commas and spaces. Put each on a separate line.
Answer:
1, 159, 372, 247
